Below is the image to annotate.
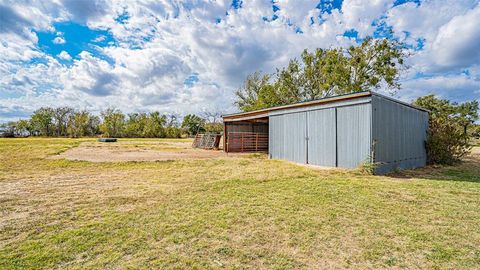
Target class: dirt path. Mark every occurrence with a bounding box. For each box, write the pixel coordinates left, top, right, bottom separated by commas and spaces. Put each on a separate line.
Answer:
50, 140, 249, 162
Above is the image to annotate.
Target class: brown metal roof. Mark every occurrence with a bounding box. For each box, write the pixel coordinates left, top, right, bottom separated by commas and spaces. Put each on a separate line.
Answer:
223, 91, 372, 122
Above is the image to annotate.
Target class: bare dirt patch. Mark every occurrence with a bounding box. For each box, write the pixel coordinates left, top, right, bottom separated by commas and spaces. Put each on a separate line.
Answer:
49, 139, 248, 162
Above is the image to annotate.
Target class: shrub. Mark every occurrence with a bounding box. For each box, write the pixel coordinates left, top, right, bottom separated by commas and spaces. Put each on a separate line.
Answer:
413, 95, 478, 165
426, 117, 471, 165
356, 156, 377, 175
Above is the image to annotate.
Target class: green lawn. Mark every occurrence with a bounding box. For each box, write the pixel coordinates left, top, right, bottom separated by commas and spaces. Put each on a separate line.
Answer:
1, 138, 479, 269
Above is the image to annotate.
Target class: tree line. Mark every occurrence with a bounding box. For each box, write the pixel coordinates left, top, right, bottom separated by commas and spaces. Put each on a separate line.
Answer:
0, 107, 222, 138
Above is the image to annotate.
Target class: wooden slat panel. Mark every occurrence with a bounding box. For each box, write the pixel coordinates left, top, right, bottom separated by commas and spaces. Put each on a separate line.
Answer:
226, 132, 268, 152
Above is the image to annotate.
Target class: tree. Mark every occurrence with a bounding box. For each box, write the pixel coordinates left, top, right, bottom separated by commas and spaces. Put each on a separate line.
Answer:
235, 37, 405, 111
144, 111, 167, 137
345, 37, 404, 93
235, 72, 278, 112
53, 107, 74, 136
67, 110, 94, 138
15, 119, 32, 136
86, 115, 101, 136
99, 108, 125, 138
181, 114, 205, 136
413, 95, 479, 165
124, 113, 148, 138
30, 107, 54, 136
456, 101, 479, 141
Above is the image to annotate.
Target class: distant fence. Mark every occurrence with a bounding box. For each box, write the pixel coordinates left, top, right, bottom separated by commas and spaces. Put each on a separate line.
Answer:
226, 132, 268, 153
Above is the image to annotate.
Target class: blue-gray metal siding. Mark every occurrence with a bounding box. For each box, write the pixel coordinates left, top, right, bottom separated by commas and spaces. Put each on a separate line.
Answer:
269, 100, 371, 169
372, 95, 428, 174
337, 104, 372, 168
307, 108, 336, 166
267, 93, 427, 174
269, 112, 307, 164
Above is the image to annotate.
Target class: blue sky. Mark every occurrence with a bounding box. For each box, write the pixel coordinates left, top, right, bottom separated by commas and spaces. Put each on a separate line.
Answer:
0, 0, 479, 122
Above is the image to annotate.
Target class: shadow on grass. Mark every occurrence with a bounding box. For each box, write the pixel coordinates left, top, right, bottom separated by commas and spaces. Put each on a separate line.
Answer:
385, 155, 480, 183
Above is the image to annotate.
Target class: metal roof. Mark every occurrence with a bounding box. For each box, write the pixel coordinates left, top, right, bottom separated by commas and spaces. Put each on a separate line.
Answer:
223, 91, 428, 122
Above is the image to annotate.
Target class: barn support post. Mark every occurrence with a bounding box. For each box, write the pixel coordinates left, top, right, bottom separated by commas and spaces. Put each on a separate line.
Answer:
223, 122, 227, 152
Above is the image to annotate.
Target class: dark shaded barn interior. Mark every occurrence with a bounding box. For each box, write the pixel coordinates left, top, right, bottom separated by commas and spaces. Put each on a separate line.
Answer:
223, 117, 268, 152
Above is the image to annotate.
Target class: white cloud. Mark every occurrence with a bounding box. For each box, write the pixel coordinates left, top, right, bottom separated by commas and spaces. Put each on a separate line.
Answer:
57, 50, 72, 60
386, 0, 479, 73
341, 0, 393, 36
92, 35, 106, 42
430, 5, 480, 69
0, 0, 479, 122
399, 74, 480, 103
53, 36, 66, 44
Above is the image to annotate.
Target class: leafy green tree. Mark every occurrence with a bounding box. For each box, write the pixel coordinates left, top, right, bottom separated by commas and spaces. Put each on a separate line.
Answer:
345, 37, 404, 93
456, 101, 479, 141
236, 37, 405, 111
15, 119, 33, 136
413, 95, 478, 164
235, 72, 278, 112
53, 107, 74, 136
144, 111, 167, 138
67, 110, 95, 138
181, 114, 205, 136
300, 48, 349, 99
86, 115, 101, 136
274, 59, 304, 104
30, 107, 54, 136
124, 113, 148, 138
164, 114, 182, 138
99, 108, 125, 138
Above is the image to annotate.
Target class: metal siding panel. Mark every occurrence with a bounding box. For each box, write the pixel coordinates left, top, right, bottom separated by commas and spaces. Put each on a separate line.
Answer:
372, 95, 428, 174
269, 113, 307, 163
269, 115, 284, 159
337, 104, 372, 168
283, 112, 307, 163
307, 108, 336, 166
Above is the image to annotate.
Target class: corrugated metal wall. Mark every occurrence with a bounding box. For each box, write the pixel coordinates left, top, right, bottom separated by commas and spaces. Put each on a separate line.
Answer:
269, 112, 307, 163
307, 108, 336, 167
269, 100, 371, 168
372, 95, 428, 174
267, 93, 427, 174
337, 104, 372, 168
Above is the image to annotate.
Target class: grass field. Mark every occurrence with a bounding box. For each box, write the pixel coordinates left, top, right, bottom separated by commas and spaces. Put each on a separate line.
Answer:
1, 138, 479, 269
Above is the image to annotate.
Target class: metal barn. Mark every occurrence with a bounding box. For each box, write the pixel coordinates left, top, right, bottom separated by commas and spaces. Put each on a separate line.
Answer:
223, 91, 429, 174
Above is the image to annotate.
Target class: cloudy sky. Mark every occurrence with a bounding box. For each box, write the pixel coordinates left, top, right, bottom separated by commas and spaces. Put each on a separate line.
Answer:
0, 0, 479, 122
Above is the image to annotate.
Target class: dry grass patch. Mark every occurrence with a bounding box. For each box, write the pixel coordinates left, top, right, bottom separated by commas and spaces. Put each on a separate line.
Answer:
1, 139, 479, 269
